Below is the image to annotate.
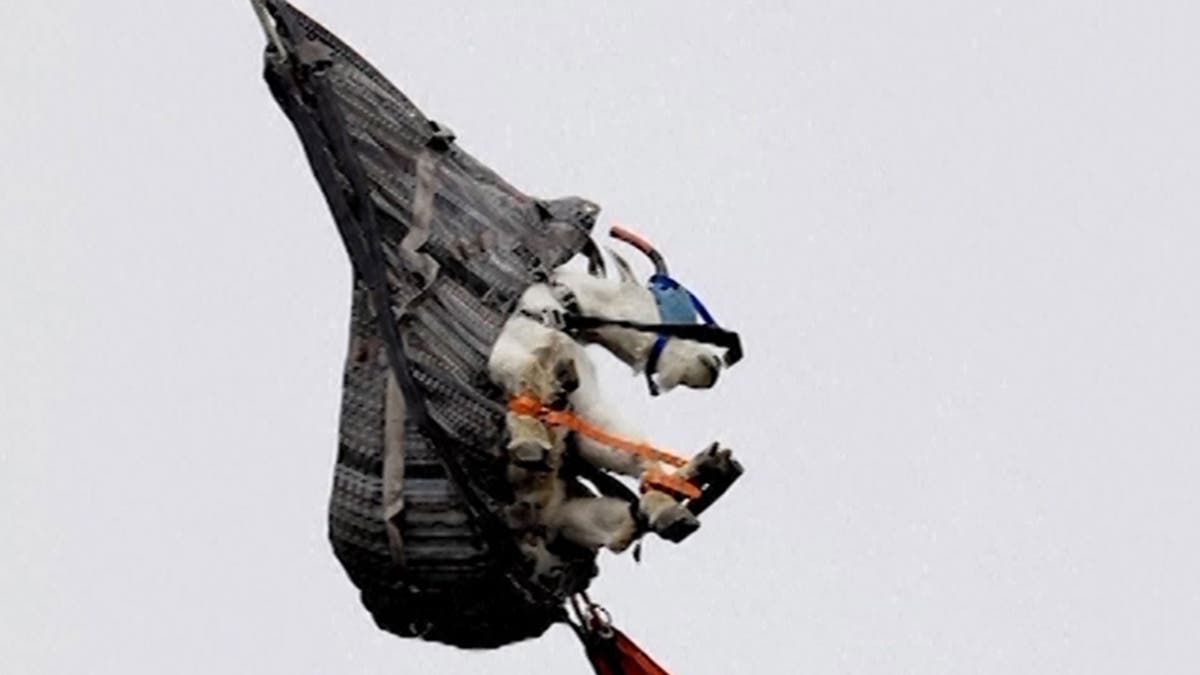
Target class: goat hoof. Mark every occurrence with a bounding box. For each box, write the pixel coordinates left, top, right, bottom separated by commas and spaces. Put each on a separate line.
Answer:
515, 458, 551, 472
508, 440, 550, 469
548, 393, 571, 411
651, 504, 701, 543
512, 454, 551, 472
688, 443, 737, 482
554, 357, 580, 394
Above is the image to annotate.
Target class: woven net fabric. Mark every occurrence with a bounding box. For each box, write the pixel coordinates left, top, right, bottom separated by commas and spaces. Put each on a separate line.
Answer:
258, 0, 600, 647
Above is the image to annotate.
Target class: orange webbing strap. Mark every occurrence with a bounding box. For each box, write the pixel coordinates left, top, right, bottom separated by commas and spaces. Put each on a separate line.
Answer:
508, 395, 701, 499
641, 469, 702, 501
510, 395, 688, 468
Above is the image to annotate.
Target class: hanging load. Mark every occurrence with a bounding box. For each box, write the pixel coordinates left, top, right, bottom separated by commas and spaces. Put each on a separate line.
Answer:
249, 1, 745, 666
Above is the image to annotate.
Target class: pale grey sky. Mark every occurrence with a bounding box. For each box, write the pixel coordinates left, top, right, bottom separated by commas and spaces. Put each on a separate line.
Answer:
3, 1, 1199, 673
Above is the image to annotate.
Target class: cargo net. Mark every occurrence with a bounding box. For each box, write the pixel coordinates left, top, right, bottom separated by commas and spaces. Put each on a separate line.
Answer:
259, 0, 602, 648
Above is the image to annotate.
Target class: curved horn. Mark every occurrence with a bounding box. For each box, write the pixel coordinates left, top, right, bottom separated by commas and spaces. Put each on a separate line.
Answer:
605, 247, 638, 285
610, 226, 668, 277
580, 238, 607, 277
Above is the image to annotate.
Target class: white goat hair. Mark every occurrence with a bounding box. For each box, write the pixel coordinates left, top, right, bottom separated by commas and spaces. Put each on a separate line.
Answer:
487, 261, 727, 557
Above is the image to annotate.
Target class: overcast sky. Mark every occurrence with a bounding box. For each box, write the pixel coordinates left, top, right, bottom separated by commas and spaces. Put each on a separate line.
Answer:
3, 1, 1199, 673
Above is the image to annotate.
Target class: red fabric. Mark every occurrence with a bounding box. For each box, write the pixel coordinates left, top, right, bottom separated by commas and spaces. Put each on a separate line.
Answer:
585, 627, 672, 675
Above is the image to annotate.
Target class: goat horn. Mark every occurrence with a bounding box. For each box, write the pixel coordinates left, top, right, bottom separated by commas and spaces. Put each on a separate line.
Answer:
580, 238, 607, 277
609, 226, 668, 277
605, 247, 638, 285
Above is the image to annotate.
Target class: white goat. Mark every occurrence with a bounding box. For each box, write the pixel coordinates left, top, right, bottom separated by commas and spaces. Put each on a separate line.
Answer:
487, 248, 735, 564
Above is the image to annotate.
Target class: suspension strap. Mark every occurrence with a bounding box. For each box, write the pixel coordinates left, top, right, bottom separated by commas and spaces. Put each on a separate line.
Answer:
569, 595, 674, 675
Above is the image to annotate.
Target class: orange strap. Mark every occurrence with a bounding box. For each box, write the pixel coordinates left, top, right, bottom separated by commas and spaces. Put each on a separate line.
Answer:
641, 468, 702, 500
508, 395, 701, 499
510, 395, 688, 468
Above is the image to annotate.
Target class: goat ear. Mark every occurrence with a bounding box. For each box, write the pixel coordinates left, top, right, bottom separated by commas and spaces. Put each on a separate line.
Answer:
605, 247, 638, 285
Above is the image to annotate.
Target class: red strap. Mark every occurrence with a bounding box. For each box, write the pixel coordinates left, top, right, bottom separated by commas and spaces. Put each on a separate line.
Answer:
584, 627, 673, 675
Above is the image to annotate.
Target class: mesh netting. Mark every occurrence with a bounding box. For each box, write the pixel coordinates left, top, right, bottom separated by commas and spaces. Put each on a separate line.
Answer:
259, 0, 600, 647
